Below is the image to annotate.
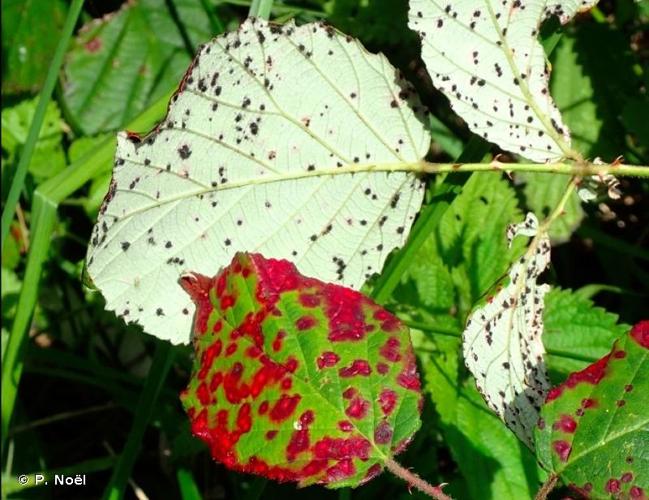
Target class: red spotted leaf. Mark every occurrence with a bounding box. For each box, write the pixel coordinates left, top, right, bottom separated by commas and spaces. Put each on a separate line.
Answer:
535, 321, 649, 498
180, 253, 422, 488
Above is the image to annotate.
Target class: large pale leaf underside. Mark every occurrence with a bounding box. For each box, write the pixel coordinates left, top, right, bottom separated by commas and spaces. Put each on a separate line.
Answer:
408, 0, 598, 162
86, 18, 429, 343
463, 213, 551, 448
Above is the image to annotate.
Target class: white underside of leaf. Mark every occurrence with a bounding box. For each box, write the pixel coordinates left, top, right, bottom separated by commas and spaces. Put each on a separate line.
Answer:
408, 0, 599, 162
463, 213, 551, 448
86, 18, 429, 344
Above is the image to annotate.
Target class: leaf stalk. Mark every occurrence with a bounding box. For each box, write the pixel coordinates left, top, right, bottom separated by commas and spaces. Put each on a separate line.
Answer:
384, 458, 452, 500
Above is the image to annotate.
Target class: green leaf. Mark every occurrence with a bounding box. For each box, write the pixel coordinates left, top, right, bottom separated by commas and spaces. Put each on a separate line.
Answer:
399, 172, 523, 323
61, 0, 214, 135
180, 253, 422, 487
463, 214, 551, 448
408, 0, 598, 161
86, 18, 429, 344
1, 0, 67, 94
1, 97, 67, 181
420, 335, 538, 499
68, 134, 113, 216
543, 288, 629, 382
535, 321, 649, 498
549, 27, 632, 159
520, 173, 583, 244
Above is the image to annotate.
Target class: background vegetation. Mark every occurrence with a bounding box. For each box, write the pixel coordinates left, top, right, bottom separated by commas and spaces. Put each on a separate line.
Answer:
2, 0, 648, 498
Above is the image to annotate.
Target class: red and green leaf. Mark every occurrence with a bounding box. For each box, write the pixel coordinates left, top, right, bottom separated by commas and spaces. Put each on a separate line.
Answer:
535, 321, 649, 498
180, 253, 422, 488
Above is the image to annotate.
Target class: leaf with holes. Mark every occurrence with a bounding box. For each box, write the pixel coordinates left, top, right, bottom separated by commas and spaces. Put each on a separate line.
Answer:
408, 0, 599, 162
535, 321, 649, 498
86, 18, 429, 344
180, 252, 422, 487
463, 213, 551, 448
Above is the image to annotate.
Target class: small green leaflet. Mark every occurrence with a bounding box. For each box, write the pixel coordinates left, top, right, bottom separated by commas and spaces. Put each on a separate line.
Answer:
180, 253, 422, 487
86, 18, 429, 344
463, 213, 551, 448
408, 0, 599, 162
535, 321, 648, 498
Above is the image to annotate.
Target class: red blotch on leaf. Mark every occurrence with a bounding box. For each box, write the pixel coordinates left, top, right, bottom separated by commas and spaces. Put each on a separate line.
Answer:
552, 414, 577, 433
379, 337, 401, 362
269, 394, 301, 422
376, 362, 389, 374
317, 351, 340, 369
630, 320, 649, 348
630, 486, 645, 498
621, 472, 633, 483
237, 403, 252, 433
296, 315, 317, 330
605, 478, 621, 494
342, 387, 357, 400
345, 396, 370, 419
299, 293, 321, 308
325, 285, 375, 342
378, 389, 397, 416
326, 459, 355, 482
552, 440, 571, 462
374, 420, 393, 444
546, 352, 612, 402
272, 330, 286, 352
313, 436, 371, 461
338, 420, 353, 432
339, 359, 371, 377
84, 37, 102, 53
197, 382, 211, 405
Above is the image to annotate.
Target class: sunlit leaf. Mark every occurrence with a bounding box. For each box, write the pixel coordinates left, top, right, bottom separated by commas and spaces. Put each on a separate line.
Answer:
543, 287, 629, 382
408, 0, 599, 162
463, 213, 551, 448
535, 321, 649, 498
86, 18, 429, 344
180, 253, 422, 487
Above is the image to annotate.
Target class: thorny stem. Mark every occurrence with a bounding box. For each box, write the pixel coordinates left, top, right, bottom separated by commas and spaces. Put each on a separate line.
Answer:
535, 473, 559, 500
384, 458, 452, 500
539, 176, 579, 233
416, 160, 648, 178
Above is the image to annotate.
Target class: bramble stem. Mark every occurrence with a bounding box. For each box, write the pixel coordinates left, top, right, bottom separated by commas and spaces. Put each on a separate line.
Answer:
416, 160, 648, 178
539, 176, 579, 233
384, 458, 452, 500
535, 473, 559, 500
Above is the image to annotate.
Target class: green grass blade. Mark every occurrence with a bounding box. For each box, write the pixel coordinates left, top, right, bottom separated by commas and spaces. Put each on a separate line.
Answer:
248, 0, 274, 19
1, 193, 57, 453
102, 341, 175, 500
371, 136, 491, 304
198, 0, 225, 34
371, 189, 457, 304
0, 0, 84, 252
177, 467, 202, 500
